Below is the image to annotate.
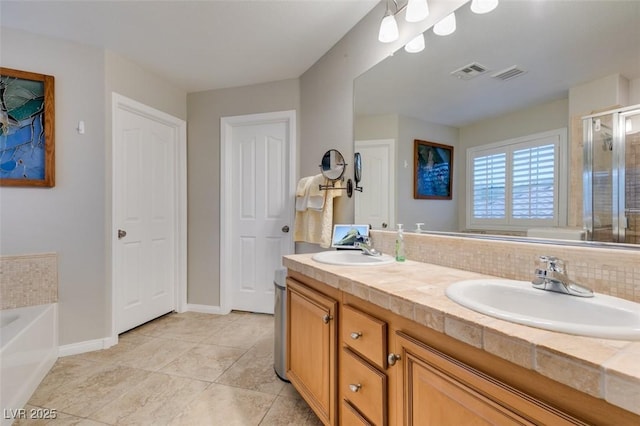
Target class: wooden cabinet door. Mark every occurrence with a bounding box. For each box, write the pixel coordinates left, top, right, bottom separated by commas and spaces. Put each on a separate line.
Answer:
286, 278, 338, 425
395, 332, 584, 426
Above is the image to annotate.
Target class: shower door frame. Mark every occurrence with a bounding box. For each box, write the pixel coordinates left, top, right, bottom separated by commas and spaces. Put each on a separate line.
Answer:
583, 104, 640, 243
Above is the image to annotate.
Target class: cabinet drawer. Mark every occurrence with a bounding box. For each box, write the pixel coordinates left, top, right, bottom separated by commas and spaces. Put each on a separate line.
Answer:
341, 348, 387, 426
342, 304, 387, 369
341, 400, 372, 426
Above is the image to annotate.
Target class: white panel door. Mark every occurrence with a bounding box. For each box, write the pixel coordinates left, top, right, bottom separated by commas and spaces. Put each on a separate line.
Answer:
355, 139, 395, 230
229, 119, 293, 314
114, 104, 177, 333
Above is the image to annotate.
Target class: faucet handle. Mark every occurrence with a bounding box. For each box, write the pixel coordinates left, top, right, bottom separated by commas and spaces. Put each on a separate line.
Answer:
537, 255, 565, 273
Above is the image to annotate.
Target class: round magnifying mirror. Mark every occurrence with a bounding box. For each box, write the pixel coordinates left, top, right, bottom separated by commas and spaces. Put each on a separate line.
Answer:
354, 152, 362, 184
320, 149, 346, 181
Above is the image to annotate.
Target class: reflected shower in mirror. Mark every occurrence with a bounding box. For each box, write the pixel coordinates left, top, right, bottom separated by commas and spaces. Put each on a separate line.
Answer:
354, 0, 640, 247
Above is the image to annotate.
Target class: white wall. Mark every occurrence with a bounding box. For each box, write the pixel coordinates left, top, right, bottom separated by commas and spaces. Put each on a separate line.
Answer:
0, 28, 187, 346
0, 28, 107, 345
186, 79, 300, 307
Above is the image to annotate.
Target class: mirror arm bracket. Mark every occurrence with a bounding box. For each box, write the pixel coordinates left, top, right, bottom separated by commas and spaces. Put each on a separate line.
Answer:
319, 178, 354, 198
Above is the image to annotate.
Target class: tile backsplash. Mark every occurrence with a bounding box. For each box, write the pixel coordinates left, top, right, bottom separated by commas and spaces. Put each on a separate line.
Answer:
0, 253, 58, 309
371, 231, 639, 303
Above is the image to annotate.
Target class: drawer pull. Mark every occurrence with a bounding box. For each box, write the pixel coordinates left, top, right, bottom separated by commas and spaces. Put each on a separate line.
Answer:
322, 314, 333, 324
388, 353, 401, 366
350, 331, 363, 340
349, 383, 362, 393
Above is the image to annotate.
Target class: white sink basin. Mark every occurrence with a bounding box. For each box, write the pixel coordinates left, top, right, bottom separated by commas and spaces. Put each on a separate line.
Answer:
311, 250, 396, 266
445, 279, 640, 340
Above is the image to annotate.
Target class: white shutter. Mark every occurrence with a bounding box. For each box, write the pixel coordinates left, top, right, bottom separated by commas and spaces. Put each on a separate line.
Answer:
512, 144, 555, 219
472, 153, 506, 219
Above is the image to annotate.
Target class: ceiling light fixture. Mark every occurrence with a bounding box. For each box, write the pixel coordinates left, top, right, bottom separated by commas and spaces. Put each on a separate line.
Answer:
406, 0, 429, 23
378, 0, 400, 43
378, 0, 430, 43
433, 12, 456, 36
470, 0, 499, 14
404, 33, 425, 53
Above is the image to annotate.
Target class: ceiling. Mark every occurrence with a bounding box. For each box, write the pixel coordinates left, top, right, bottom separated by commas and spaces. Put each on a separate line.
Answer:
355, 0, 640, 127
1, 0, 379, 93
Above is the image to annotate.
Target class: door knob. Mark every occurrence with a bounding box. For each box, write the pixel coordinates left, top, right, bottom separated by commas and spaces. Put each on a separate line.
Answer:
117, 229, 127, 239
282, 225, 290, 233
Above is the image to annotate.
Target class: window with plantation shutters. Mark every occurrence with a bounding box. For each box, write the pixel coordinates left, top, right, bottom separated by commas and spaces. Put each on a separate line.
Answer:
466, 129, 567, 231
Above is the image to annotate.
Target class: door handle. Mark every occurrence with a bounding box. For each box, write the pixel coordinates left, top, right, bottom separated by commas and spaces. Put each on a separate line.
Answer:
282, 225, 290, 233
118, 229, 127, 239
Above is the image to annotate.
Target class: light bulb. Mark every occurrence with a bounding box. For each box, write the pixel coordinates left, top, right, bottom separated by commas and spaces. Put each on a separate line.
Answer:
406, 0, 429, 23
378, 12, 399, 43
433, 12, 456, 36
404, 33, 425, 53
471, 0, 499, 14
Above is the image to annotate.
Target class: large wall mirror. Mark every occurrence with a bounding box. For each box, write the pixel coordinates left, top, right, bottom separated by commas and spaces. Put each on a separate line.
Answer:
354, 0, 640, 247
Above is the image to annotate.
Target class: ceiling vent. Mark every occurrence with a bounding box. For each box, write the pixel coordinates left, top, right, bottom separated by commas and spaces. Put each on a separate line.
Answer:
491, 66, 527, 81
450, 62, 487, 80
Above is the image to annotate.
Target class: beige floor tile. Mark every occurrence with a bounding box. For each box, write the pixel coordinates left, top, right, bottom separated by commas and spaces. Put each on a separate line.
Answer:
202, 314, 274, 349
215, 346, 285, 395
259, 395, 323, 426
113, 336, 196, 371
89, 372, 209, 425
168, 383, 276, 426
25, 312, 320, 426
28, 359, 112, 407
34, 364, 151, 418
159, 343, 247, 382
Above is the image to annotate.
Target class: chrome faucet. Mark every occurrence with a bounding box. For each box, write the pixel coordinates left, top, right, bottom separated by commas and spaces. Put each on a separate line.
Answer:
532, 255, 594, 297
355, 237, 382, 256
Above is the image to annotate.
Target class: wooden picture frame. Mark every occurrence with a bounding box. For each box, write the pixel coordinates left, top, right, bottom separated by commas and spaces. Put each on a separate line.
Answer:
414, 139, 453, 200
0, 67, 55, 187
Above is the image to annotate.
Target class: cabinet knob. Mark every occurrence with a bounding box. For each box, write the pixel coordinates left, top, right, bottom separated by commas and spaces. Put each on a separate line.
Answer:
350, 331, 362, 340
322, 314, 333, 324
388, 353, 401, 366
349, 383, 362, 393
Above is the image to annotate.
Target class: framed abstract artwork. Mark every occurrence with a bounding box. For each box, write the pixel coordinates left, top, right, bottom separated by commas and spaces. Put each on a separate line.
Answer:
0, 67, 55, 187
414, 139, 453, 200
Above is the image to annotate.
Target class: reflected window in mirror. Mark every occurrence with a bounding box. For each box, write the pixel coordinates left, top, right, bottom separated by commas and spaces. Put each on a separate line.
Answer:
467, 128, 567, 231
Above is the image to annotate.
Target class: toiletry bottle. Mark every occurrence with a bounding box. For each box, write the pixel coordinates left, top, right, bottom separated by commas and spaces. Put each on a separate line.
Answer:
415, 223, 424, 233
395, 224, 406, 262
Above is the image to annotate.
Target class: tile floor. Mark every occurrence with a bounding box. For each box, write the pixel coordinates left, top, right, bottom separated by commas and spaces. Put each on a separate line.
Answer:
18, 311, 322, 425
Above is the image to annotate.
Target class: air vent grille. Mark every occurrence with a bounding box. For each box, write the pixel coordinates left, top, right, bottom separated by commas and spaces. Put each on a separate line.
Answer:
451, 62, 487, 80
492, 66, 527, 81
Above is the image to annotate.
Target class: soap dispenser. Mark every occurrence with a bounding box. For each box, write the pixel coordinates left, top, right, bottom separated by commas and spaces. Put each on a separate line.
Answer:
395, 224, 406, 262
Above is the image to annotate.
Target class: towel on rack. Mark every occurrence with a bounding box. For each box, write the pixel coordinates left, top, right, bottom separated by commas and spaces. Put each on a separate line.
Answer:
307, 174, 327, 211
295, 176, 314, 212
294, 178, 343, 248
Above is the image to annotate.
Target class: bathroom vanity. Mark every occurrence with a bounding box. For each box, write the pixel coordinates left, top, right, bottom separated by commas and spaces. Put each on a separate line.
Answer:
283, 254, 640, 426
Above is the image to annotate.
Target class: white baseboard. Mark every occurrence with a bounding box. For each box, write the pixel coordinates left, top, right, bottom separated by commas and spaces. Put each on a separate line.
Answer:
58, 335, 117, 357
186, 304, 230, 315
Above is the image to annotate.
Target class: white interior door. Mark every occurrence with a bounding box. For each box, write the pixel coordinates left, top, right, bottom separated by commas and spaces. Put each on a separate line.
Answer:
221, 111, 295, 314
355, 139, 395, 230
113, 94, 186, 334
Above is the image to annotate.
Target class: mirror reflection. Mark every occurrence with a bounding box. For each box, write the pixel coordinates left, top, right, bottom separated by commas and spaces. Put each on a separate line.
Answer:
354, 152, 362, 184
354, 0, 640, 246
320, 149, 346, 181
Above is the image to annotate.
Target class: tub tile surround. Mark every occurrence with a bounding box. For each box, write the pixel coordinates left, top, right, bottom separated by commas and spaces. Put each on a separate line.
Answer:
0, 253, 58, 310
283, 237, 640, 416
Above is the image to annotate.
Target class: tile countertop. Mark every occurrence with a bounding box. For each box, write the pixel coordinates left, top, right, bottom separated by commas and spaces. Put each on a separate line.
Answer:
283, 253, 640, 416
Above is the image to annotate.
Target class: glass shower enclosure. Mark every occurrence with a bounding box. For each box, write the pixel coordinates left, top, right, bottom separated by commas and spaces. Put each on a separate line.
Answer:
583, 105, 640, 244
